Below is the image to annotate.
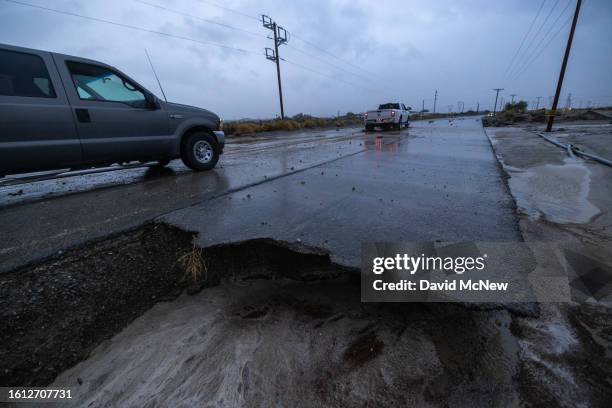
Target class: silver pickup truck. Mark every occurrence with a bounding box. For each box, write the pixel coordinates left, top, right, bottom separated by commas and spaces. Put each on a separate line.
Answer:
0, 43, 224, 177
364, 103, 411, 131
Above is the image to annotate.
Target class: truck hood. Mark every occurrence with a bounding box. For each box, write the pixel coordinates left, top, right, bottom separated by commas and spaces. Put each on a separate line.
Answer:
162, 101, 219, 122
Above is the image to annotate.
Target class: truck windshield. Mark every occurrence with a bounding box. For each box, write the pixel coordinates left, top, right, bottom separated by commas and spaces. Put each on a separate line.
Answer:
378, 103, 400, 110
66, 61, 146, 108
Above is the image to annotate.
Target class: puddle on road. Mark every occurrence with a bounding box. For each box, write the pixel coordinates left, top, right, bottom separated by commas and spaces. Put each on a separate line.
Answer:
508, 158, 600, 224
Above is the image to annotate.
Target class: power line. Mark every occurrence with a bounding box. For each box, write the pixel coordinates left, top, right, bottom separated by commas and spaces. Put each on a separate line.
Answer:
193, 0, 260, 21
184, 0, 383, 80
508, 0, 561, 78
511, 0, 573, 79
3, 0, 253, 54
135, 0, 391, 97
286, 44, 372, 82
134, 0, 267, 38
503, 0, 547, 79
512, 14, 572, 80
290, 33, 378, 78
282, 59, 382, 95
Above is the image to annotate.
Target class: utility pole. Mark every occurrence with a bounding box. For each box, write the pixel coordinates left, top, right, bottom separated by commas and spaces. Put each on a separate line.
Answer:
510, 94, 517, 104
262, 15, 288, 120
476, 101, 479, 113
492, 88, 504, 114
546, 0, 582, 132
565, 93, 572, 110
535, 96, 541, 110
500, 97, 505, 112
422, 99, 425, 112
433, 90, 438, 114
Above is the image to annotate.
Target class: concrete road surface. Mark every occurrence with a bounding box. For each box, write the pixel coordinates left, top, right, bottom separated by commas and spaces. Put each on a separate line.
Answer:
0, 118, 520, 273
0, 127, 365, 272
162, 117, 520, 267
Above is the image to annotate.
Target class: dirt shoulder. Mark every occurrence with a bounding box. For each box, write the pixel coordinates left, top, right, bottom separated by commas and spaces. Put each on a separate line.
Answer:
0, 224, 194, 386
484, 124, 612, 407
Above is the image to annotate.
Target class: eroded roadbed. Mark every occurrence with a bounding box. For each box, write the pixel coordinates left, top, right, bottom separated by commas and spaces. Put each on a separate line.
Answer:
0, 223, 348, 388
1, 222, 611, 407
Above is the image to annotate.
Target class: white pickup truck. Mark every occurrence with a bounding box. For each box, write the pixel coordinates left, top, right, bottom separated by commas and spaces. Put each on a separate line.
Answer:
364, 103, 411, 131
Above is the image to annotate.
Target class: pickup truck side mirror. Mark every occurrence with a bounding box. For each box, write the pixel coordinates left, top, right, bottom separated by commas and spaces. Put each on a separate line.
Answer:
145, 93, 160, 110
407, 106, 412, 111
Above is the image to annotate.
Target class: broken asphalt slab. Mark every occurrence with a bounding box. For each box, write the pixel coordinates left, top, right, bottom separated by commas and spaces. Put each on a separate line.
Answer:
160, 118, 521, 268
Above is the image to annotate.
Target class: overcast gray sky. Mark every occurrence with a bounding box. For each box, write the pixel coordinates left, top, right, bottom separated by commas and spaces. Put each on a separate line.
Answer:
1, 0, 611, 119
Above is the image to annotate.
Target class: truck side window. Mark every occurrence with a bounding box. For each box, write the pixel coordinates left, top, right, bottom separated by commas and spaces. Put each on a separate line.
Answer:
66, 61, 146, 108
0, 49, 56, 98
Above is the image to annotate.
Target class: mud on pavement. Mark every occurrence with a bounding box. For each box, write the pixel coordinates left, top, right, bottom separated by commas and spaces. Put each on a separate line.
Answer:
2, 222, 611, 407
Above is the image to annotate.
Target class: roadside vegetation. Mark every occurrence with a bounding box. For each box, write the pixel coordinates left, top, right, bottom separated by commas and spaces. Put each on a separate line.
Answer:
483, 100, 611, 127
223, 112, 364, 136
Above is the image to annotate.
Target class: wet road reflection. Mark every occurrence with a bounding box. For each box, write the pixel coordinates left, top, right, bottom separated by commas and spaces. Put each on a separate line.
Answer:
0, 127, 372, 208
0, 125, 405, 271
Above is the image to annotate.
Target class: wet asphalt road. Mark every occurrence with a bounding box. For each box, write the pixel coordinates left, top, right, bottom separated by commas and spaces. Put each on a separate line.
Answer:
0, 117, 520, 272
163, 117, 520, 267
0, 127, 374, 272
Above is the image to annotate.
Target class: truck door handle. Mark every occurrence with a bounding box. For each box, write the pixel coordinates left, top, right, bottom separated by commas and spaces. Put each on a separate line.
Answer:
75, 108, 91, 123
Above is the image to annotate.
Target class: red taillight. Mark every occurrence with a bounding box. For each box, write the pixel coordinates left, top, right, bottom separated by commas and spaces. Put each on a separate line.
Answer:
391, 110, 396, 117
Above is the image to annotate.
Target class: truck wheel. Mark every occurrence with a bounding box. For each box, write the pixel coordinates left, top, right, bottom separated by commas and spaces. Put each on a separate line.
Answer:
181, 131, 220, 171
365, 125, 373, 132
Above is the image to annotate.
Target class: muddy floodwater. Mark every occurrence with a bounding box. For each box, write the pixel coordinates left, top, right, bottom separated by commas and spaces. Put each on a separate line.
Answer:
52, 276, 523, 407
50, 274, 611, 408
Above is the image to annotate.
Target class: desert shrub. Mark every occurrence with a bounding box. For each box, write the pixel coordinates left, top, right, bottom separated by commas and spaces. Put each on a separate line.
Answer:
222, 122, 262, 135
235, 123, 261, 134
263, 120, 302, 131
303, 118, 327, 128
504, 100, 528, 112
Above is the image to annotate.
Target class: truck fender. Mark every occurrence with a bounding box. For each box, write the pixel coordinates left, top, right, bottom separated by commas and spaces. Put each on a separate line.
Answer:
172, 119, 218, 155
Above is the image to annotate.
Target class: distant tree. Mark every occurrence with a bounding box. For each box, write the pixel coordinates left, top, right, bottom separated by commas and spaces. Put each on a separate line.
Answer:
346, 112, 356, 117
504, 100, 528, 112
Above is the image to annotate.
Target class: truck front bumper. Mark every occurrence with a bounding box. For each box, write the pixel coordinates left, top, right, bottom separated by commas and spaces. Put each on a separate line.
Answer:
213, 130, 225, 152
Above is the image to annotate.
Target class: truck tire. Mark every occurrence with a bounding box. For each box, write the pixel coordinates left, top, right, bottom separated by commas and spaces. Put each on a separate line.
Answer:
181, 131, 220, 171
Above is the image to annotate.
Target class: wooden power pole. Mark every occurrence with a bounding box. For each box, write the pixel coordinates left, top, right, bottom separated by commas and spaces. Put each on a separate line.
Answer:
546, 0, 582, 132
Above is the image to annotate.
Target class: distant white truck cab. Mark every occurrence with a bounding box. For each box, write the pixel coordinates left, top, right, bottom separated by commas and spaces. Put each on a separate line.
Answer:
364, 103, 411, 131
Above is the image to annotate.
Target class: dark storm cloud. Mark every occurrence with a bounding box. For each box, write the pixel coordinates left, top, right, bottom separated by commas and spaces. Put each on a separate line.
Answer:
0, 0, 610, 118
